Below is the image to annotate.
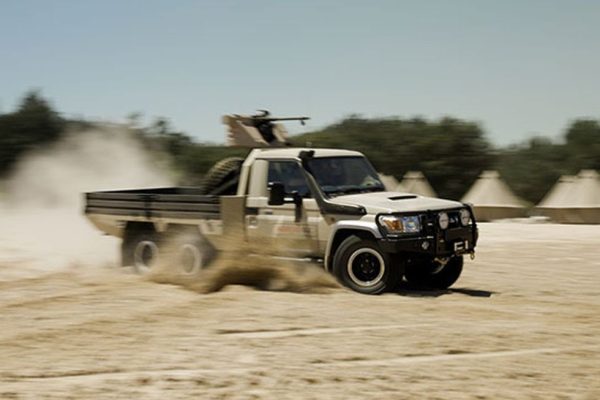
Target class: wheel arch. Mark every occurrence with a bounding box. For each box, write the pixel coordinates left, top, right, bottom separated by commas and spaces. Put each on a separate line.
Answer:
121, 221, 159, 269
123, 221, 157, 238
324, 221, 382, 272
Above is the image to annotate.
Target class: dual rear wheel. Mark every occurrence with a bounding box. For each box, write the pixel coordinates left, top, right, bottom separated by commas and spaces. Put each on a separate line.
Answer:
122, 229, 212, 276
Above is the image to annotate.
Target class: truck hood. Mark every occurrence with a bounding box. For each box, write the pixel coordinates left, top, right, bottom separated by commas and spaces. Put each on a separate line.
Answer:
328, 191, 464, 214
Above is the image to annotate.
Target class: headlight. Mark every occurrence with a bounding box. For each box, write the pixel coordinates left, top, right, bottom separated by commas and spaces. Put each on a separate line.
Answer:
378, 215, 421, 234
438, 212, 449, 229
459, 208, 471, 226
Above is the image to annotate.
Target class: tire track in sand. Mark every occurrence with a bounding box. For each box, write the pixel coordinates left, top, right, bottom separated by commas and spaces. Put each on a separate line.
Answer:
6, 346, 598, 384
216, 323, 435, 339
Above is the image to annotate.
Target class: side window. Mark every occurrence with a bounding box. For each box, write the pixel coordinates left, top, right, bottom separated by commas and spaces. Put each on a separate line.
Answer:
267, 161, 311, 198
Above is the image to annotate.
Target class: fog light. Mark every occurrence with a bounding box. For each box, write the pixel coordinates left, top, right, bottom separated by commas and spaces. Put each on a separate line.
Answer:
459, 208, 471, 226
421, 241, 430, 250
438, 212, 449, 229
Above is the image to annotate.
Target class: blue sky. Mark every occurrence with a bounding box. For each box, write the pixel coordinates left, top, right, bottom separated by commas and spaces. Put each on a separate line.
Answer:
1, 0, 599, 145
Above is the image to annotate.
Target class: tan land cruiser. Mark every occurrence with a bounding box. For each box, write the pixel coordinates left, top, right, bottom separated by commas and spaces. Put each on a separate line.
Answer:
85, 112, 478, 294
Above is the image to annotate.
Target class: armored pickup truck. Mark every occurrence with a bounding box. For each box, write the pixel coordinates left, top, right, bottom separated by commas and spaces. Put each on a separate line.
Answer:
86, 149, 478, 294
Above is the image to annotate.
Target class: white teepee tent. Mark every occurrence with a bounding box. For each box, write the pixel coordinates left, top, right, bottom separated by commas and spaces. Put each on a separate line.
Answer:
394, 181, 407, 192
398, 171, 436, 197
461, 170, 527, 221
536, 170, 600, 224
378, 173, 399, 192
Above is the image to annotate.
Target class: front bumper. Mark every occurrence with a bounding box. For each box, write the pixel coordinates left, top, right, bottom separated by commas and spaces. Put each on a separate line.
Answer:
378, 211, 478, 258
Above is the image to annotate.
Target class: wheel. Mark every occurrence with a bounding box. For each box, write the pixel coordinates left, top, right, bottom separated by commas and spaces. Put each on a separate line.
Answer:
122, 231, 161, 274
404, 256, 463, 289
202, 157, 244, 195
168, 232, 216, 276
332, 235, 400, 294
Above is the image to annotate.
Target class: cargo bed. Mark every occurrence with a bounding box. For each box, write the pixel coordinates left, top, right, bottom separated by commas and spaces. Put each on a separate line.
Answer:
84, 187, 221, 220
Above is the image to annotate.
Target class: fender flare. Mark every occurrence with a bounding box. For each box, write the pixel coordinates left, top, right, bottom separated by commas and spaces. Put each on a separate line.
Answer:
324, 220, 382, 271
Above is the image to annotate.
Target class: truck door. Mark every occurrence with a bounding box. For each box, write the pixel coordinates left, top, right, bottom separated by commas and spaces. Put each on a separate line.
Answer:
245, 160, 321, 257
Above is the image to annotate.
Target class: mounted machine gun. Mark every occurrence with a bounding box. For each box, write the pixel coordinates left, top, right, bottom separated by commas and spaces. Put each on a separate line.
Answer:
222, 110, 309, 147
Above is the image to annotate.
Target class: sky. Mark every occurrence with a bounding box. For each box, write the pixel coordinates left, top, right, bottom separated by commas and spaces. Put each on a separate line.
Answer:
1, 0, 599, 146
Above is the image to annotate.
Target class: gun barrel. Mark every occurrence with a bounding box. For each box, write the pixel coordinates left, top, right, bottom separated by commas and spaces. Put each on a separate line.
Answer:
252, 116, 310, 122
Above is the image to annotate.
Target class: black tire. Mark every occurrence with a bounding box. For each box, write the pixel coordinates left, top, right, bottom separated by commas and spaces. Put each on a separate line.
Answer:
404, 256, 463, 289
166, 231, 216, 277
202, 157, 244, 195
122, 230, 161, 274
332, 235, 400, 294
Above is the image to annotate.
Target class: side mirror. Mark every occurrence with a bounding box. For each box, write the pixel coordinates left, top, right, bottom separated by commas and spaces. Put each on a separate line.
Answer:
268, 182, 285, 206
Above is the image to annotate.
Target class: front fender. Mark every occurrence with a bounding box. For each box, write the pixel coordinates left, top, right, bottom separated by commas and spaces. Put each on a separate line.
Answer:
324, 220, 382, 271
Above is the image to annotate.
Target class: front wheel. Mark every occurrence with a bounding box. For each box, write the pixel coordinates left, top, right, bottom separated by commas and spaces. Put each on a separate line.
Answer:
404, 256, 463, 289
332, 235, 400, 294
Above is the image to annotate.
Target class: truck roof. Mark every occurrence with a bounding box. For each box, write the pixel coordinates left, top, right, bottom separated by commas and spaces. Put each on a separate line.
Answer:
252, 147, 364, 160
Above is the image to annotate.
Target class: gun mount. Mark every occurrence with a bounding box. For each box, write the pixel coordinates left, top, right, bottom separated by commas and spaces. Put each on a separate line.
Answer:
222, 110, 309, 147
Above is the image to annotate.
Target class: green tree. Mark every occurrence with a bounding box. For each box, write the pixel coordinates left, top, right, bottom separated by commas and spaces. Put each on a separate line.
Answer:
292, 116, 494, 199
495, 137, 568, 204
0, 91, 64, 176
564, 119, 600, 171
495, 119, 600, 204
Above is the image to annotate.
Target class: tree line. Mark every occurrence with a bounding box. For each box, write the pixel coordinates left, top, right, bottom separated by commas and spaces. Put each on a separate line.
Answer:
1, 91, 598, 203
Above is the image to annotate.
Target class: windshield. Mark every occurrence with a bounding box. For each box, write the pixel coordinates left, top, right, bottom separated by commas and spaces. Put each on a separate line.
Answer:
307, 156, 386, 197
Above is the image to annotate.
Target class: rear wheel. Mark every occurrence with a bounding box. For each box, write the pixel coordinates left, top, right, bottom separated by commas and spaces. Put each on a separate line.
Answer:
332, 235, 400, 294
169, 233, 215, 276
122, 231, 161, 274
404, 256, 463, 289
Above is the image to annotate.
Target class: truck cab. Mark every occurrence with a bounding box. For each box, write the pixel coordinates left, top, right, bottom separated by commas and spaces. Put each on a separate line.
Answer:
233, 147, 477, 293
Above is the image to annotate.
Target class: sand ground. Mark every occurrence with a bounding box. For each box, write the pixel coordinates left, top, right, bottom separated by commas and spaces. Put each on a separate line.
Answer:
0, 222, 599, 399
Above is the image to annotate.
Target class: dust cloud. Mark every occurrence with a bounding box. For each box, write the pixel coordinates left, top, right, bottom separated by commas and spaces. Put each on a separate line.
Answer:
0, 125, 173, 276
149, 236, 342, 294
0, 125, 338, 294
